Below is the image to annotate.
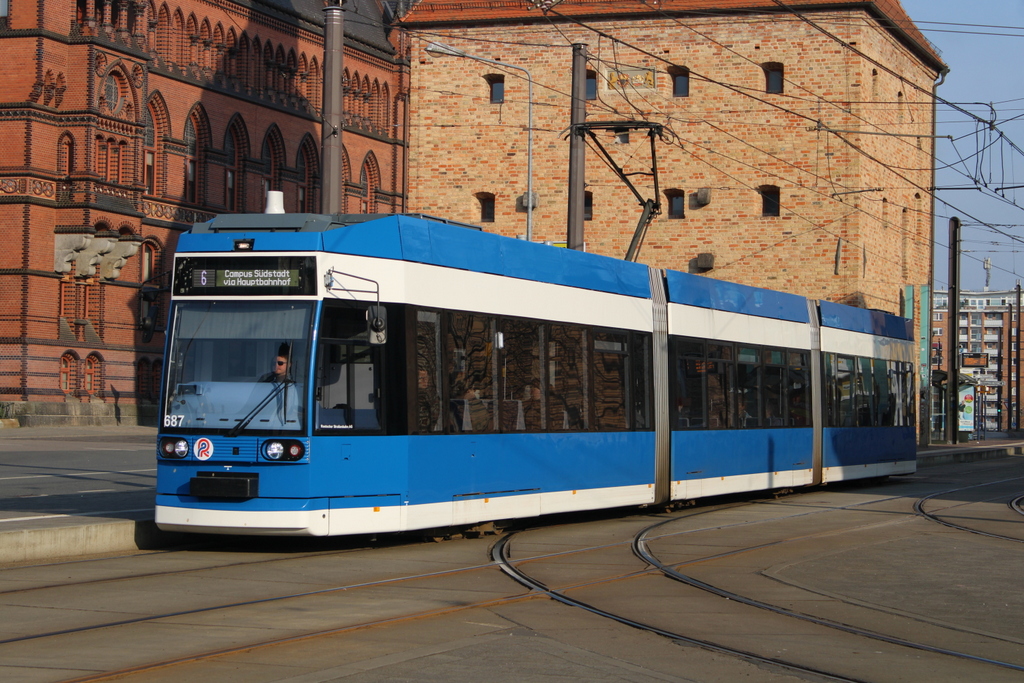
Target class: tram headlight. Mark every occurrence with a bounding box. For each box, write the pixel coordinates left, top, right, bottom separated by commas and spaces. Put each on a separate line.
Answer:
262, 439, 304, 462
159, 437, 189, 459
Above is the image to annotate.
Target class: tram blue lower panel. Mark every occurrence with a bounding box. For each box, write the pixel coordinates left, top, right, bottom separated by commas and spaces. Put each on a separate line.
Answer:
158, 431, 656, 511
670, 428, 813, 480
405, 432, 656, 505
823, 427, 916, 468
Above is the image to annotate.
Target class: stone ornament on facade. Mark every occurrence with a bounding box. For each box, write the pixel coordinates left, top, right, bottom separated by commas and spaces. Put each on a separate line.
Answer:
132, 63, 144, 88
75, 232, 118, 278
53, 229, 94, 275
99, 234, 143, 279
142, 200, 214, 225
0, 178, 56, 197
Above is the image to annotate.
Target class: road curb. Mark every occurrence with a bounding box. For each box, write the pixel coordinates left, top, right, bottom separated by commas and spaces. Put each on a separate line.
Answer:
0, 519, 192, 564
917, 445, 1024, 468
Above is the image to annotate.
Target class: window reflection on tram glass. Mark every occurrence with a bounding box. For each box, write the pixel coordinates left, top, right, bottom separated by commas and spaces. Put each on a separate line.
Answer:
315, 303, 382, 432
163, 301, 311, 432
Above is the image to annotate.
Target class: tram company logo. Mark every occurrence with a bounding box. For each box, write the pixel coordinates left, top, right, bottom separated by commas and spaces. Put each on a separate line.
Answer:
194, 438, 214, 461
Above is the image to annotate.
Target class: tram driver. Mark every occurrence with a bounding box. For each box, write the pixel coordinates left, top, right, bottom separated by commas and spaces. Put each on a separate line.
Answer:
259, 343, 294, 384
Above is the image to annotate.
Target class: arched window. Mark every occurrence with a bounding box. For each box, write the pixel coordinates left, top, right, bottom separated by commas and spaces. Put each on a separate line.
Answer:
84, 355, 101, 394
60, 353, 77, 393
111, 141, 126, 184
476, 192, 495, 223
140, 241, 158, 283
759, 185, 781, 216
96, 136, 109, 181
484, 74, 504, 104
143, 108, 156, 194
309, 58, 321, 112
184, 117, 198, 203
360, 153, 380, 213
665, 189, 686, 219
261, 127, 284, 208
297, 138, 318, 213
224, 129, 238, 211
763, 62, 784, 94
58, 133, 75, 176
669, 67, 690, 98
380, 82, 391, 132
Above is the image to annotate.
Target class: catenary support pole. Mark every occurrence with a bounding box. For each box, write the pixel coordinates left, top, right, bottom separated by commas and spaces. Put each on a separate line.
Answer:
567, 43, 587, 251
947, 216, 961, 444
321, 1, 345, 214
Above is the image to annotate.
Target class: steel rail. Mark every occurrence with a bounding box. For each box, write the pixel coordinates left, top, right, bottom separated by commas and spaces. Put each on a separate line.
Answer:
634, 516, 1024, 674
491, 532, 868, 683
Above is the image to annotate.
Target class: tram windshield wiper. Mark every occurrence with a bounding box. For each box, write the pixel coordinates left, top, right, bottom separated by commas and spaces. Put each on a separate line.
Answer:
225, 380, 292, 437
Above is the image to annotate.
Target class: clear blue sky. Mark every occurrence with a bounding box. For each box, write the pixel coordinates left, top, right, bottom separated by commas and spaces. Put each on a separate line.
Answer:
900, 0, 1024, 292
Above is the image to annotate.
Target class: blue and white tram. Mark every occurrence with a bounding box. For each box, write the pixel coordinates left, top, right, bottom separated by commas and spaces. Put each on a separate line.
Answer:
154, 212, 916, 536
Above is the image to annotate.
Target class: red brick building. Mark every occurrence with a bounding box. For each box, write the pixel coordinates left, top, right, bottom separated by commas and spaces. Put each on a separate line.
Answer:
398, 0, 943, 313
0, 0, 408, 425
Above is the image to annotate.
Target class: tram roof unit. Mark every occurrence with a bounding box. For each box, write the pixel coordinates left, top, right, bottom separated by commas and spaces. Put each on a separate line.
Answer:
183, 212, 912, 338
819, 301, 914, 342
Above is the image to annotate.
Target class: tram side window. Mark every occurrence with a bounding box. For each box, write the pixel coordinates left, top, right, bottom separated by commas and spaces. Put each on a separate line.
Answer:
707, 343, 736, 429
835, 355, 855, 427
875, 358, 893, 426
448, 312, 497, 432
501, 318, 544, 431
672, 338, 706, 429
737, 346, 761, 427
594, 332, 629, 430
548, 324, 588, 430
315, 305, 381, 432
788, 351, 810, 426
763, 349, 786, 427
902, 362, 917, 427
630, 333, 653, 429
856, 356, 874, 427
416, 310, 443, 433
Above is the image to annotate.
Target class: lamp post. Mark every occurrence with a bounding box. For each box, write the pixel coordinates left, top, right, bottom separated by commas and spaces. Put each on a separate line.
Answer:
425, 42, 534, 242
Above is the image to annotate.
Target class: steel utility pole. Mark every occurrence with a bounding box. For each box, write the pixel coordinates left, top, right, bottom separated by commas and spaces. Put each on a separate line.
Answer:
947, 216, 961, 444
321, 0, 346, 214
566, 43, 587, 251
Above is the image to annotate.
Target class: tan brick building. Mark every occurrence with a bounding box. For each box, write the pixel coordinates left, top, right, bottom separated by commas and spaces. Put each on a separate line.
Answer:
399, 0, 944, 319
0, 0, 407, 425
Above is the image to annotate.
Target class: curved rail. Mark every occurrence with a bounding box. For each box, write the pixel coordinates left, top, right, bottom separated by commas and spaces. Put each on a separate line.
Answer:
1009, 495, 1024, 518
491, 533, 868, 683
633, 516, 1024, 674
914, 477, 1024, 543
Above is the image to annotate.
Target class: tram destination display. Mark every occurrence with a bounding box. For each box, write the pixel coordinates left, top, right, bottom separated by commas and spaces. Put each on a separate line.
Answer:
174, 256, 316, 296
192, 267, 299, 288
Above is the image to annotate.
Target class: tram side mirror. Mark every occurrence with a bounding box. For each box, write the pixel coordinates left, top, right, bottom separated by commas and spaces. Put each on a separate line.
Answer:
367, 305, 387, 345
140, 314, 156, 344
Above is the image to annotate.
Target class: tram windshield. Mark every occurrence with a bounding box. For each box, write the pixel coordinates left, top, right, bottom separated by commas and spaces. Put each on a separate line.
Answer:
161, 300, 313, 434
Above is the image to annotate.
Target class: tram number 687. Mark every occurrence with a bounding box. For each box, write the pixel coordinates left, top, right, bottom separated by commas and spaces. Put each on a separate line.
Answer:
164, 414, 184, 427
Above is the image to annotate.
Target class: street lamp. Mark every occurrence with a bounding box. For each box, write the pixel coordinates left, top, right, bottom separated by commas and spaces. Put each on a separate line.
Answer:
425, 42, 535, 242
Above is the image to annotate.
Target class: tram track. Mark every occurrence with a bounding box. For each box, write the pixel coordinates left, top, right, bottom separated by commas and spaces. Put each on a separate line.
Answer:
492, 533, 868, 683
5, 470, 1024, 682
490, 476, 1024, 682
0, 552, 508, 647
913, 475, 1024, 542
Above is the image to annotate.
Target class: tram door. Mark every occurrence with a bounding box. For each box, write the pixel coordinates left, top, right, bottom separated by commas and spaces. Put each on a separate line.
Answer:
315, 305, 381, 432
